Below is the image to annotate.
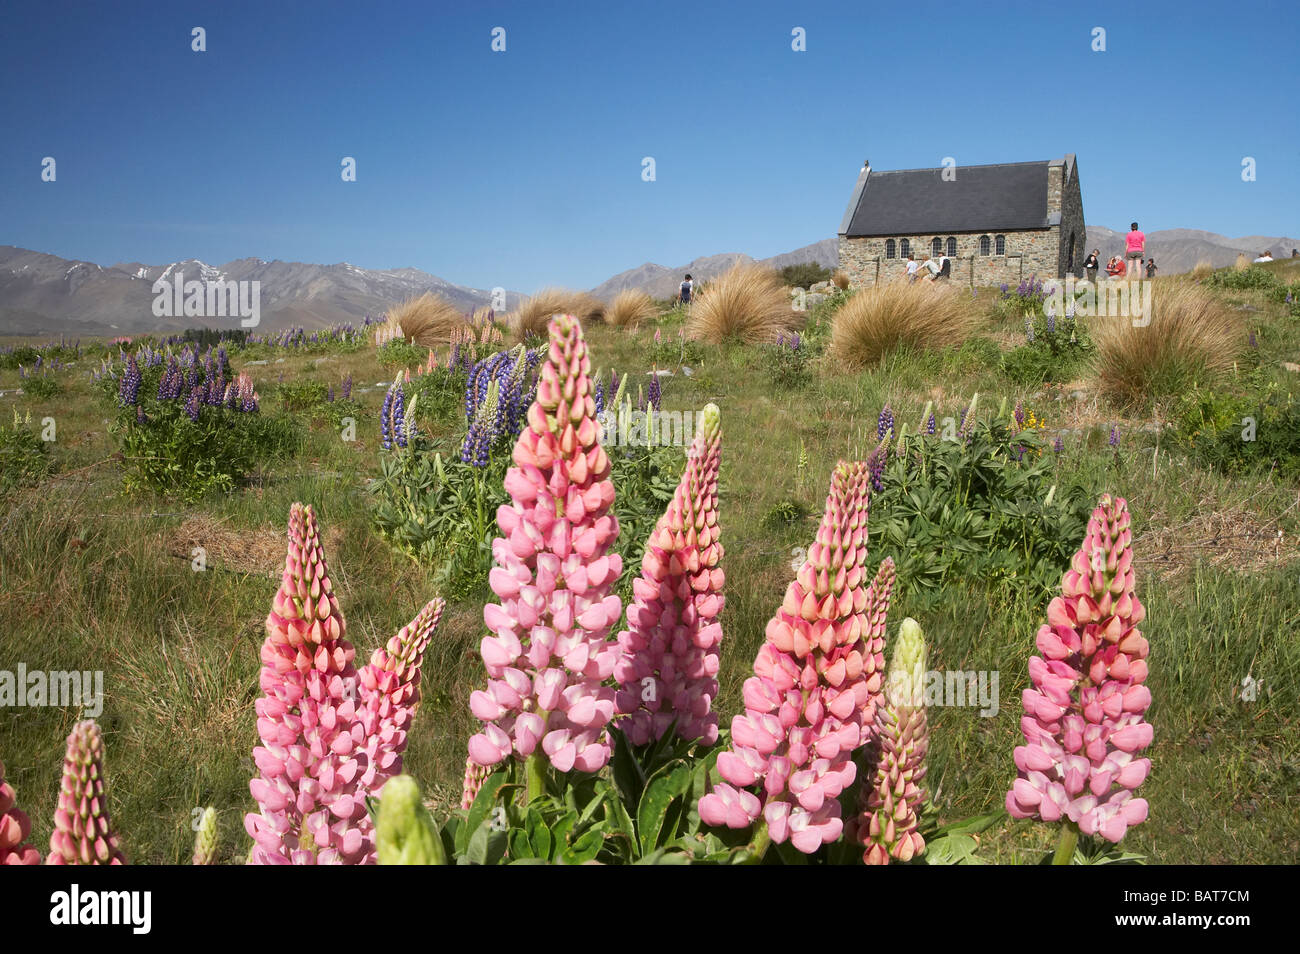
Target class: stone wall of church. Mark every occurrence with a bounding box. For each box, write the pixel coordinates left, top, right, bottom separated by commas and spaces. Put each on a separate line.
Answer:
838, 229, 1062, 288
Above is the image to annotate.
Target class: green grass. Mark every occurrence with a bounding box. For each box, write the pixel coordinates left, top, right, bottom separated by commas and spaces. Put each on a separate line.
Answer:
1, 275, 1298, 864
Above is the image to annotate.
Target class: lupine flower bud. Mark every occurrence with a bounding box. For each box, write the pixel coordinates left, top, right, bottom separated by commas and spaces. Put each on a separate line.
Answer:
460, 756, 490, 810
375, 775, 447, 865
192, 807, 217, 865
245, 503, 370, 864
353, 598, 445, 862
867, 436, 889, 493
877, 404, 894, 441
468, 315, 623, 774
46, 720, 126, 865
615, 403, 724, 745
0, 759, 41, 864
859, 618, 929, 864
699, 462, 895, 854
1007, 495, 1152, 843
118, 356, 141, 407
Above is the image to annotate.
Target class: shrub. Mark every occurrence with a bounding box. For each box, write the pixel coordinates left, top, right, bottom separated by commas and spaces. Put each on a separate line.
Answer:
778, 262, 832, 289
1000, 311, 1093, 385
380, 293, 471, 347
607, 289, 657, 328
378, 338, 426, 371
274, 379, 329, 413
685, 264, 801, 344
1208, 265, 1280, 291
761, 331, 811, 389
510, 288, 605, 339
990, 275, 1052, 321
0, 412, 54, 494
830, 280, 978, 370
867, 402, 1094, 605
17, 370, 62, 398
1175, 387, 1300, 479
1093, 281, 1242, 407
112, 358, 299, 500
649, 327, 707, 369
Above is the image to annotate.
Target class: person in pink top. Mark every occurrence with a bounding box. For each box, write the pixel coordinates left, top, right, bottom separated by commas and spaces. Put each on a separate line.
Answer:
1125, 222, 1146, 277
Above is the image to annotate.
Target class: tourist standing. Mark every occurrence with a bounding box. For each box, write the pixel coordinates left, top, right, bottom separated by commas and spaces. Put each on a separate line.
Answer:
1083, 249, 1100, 284
679, 274, 694, 305
1125, 222, 1146, 277
1145, 258, 1157, 278
905, 254, 919, 283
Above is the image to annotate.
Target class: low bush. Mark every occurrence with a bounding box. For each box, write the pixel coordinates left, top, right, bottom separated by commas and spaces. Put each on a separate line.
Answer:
685, 264, 801, 344
111, 356, 299, 500
1207, 265, 1280, 291
830, 281, 978, 370
761, 332, 811, 389
778, 262, 832, 288
607, 290, 657, 328
999, 311, 1093, 385
1093, 281, 1243, 408
867, 400, 1095, 605
0, 412, 54, 494
1174, 386, 1300, 479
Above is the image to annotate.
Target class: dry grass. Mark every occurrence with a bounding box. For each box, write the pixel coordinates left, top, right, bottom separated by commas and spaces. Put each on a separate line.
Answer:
1093, 281, 1244, 407
1234, 253, 1251, 271
166, 514, 343, 578
607, 290, 657, 328
685, 264, 801, 344
832, 269, 850, 290
1190, 259, 1214, 282
829, 280, 979, 369
381, 293, 471, 348
510, 288, 605, 339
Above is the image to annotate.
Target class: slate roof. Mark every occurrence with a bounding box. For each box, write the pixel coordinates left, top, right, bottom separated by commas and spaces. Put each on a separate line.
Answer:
840, 160, 1053, 237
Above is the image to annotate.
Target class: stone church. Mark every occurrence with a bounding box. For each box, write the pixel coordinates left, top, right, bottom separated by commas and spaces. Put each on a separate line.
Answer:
837, 155, 1085, 287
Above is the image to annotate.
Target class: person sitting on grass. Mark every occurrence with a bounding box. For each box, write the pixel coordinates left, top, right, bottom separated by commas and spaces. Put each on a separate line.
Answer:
1105, 256, 1126, 279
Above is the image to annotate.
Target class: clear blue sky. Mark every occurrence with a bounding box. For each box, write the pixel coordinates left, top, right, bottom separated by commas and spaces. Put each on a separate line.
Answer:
1, 0, 1296, 293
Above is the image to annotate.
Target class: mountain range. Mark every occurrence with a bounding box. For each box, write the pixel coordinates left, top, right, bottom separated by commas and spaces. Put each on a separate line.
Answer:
2, 229, 1295, 335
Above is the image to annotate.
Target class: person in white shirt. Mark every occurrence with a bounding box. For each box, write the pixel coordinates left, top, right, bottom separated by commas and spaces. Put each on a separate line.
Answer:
905, 254, 918, 282
1253, 251, 1274, 263
921, 255, 941, 280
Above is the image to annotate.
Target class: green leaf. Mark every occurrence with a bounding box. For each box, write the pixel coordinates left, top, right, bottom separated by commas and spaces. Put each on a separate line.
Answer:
636, 760, 693, 854
456, 770, 509, 855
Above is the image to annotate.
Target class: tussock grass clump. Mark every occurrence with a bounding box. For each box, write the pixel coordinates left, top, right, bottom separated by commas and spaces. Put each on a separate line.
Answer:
607, 290, 657, 328
511, 288, 605, 339
382, 293, 470, 348
685, 264, 800, 344
1093, 281, 1243, 407
1234, 253, 1251, 271
1190, 259, 1214, 282
829, 280, 978, 370
832, 269, 850, 290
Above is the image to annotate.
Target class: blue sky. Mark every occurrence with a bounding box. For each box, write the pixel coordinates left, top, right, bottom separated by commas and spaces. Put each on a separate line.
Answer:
1, 0, 1296, 293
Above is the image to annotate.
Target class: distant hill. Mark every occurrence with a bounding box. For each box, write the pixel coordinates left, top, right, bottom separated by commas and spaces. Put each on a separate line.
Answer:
588, 239, 838, 301
0, 246, 524, 336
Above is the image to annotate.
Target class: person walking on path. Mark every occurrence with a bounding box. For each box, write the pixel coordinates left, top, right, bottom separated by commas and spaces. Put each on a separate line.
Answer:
679, 274, 694, 305
1145, 258, 1158, 278
905, 254, 919, 283
1083, 248, 1100, 284
1125, 222, 1146, 278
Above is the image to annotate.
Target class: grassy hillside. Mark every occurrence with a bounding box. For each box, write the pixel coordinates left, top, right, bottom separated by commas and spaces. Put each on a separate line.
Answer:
2, 262, 1298, 864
